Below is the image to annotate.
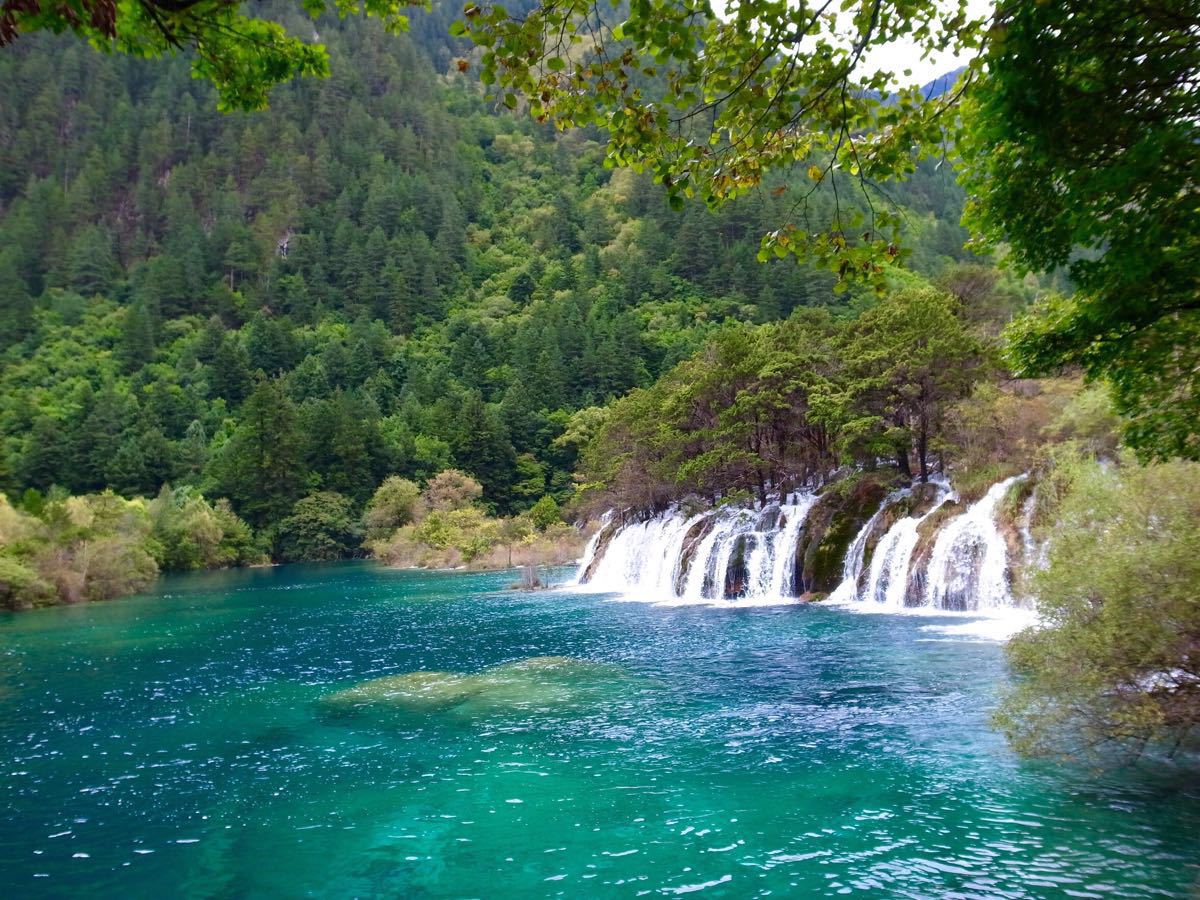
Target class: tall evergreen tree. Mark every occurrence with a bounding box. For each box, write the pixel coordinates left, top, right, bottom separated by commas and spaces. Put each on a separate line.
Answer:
210, 378, 307, 527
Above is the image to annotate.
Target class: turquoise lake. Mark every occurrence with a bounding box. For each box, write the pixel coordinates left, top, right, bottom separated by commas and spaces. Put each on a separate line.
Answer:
1, 562, 1198, 897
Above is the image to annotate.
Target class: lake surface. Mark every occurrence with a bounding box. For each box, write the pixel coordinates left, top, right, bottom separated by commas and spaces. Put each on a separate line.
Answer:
2, 562, 1198, 898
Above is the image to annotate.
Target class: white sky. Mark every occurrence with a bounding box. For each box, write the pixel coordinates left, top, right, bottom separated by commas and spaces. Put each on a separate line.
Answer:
861, 0, 994, 84
708, 0, 995, 86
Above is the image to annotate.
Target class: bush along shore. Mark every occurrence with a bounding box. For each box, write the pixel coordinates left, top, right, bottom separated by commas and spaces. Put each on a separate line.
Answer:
0, 469, 583, 611
0, 486, 262, 610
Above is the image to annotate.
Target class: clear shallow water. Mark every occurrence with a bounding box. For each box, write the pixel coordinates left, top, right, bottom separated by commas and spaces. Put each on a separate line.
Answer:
1, 562, 1198, 898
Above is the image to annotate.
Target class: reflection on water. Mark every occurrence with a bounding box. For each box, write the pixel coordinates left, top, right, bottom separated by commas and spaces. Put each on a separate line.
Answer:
0, 561, 1197, 897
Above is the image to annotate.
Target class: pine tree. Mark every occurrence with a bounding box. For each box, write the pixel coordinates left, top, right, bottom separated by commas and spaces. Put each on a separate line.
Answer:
210, 378, 307, 527
209, 338, 253, 405
119, 301, 156, 372
20, 417, 68, 491
0, 253, 34, 348
66, 224, 117, 296
452, 392, 517, 513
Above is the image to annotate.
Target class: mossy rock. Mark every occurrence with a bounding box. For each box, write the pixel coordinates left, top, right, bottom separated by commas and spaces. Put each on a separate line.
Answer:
908, 481, 944, 516
723, 533, 752, 598
995, 476, 1034, 569
796, 477, 890, 594
755, 503, 783, 532
674, 515, 716, 595
904, 500, 973, 605
579, 519, 620, 583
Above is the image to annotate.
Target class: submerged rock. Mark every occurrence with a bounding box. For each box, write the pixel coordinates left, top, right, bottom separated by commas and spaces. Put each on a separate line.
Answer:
488, 655, 613, 674
319, 656, 624, 718
321, 670, 484, 711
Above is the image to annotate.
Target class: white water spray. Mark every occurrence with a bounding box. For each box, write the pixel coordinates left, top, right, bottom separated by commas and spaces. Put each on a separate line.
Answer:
574, 475, 1028, 617
859, 493, 951, 608
581, 495, 817, 604
923, 475, 1025, 611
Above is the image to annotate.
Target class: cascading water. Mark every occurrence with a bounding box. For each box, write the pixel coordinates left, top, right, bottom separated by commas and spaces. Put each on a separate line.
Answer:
572, 511, 612, 584
575, 475, 1029, 614
579, 495, 817, 603
826, 485, 951, 607
860, 493, 951, 608
1019, 487, 1045, 573
768, 494, 816, 598
922, 475, 1025, 611
826, 498, 894, 604
576, 509, 707, 596
680, 507, 755, 600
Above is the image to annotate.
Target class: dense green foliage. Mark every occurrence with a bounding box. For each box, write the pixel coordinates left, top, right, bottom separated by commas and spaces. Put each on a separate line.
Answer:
463, 0, 984, 283
578, 285, 983, 513
998, 455, 1200, 759
6, 0, 1197, 463
0, 0, 417, 111
4, 0, 988, 282
0, 21, 976, 558
961, 0, 1200, 461
277, 490, 362, 561
369, 469, 581, 569
362, 475, 421, 540
0, 487, 261, 609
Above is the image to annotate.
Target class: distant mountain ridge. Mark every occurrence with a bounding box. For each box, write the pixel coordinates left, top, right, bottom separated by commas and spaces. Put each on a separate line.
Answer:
920, 66, 968, 100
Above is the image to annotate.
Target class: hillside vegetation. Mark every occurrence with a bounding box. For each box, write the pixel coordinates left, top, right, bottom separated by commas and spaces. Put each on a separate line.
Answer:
0, 16, 993, 593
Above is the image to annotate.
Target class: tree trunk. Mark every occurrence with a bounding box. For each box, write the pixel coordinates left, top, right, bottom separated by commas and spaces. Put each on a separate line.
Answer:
896, 447, 912, 479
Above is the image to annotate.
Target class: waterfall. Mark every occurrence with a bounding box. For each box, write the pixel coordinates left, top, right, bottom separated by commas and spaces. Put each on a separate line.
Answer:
573, 512, 612, 583
826, 489, 912, 604
859, 494, 950, 608
679, 507, 755, 600
573, 475, 1028, 613
579, 494, 816, 603
578, 509, 708, 597
922, 475, 1025, 611
1019, 487, 1045, 574
769, 494, 816, 598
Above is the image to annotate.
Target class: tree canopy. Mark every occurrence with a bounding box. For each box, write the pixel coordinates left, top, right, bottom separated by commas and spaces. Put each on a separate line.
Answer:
960, 0, 1200, 461
8, 0, 1196, 458
578, 286, 983, 514
0, 0, 419, 110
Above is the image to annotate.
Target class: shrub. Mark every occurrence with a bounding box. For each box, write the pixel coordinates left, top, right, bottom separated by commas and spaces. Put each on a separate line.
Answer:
0, 553, 53, 609
421, 469, 483, 513
362, 476, 421, 541
148, 486, 264, 570
277, 492, 361, 561
997, 457, 1200, 759
528, 495, 562, 531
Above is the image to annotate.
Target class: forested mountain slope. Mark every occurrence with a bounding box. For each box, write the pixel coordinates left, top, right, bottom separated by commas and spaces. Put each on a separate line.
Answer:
0, 11, 983, 543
